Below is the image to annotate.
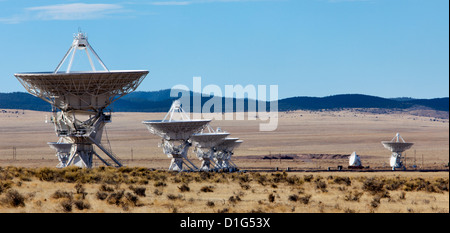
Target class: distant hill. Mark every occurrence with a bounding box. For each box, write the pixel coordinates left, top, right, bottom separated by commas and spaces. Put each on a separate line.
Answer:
278, 94, 449, 112
1, 90, 448, 114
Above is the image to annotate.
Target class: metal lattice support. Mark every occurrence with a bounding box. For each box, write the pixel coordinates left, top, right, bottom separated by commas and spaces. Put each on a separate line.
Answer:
143, 101, 211, 172
15, 31, 149, 168
190, 126, 229, 171
381, 133, 414, 170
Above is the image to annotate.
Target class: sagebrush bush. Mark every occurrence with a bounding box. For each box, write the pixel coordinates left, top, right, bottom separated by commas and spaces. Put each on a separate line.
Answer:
363, 177, 384, 194
129, 185, 146, 197
96, 191, 108, 200
0, 181, 13, 194
288, 194, 299, 202
200, 186, 214, 193
303, 175, 314, 182
167, 194, 183, 201
268, 193, 275, 203
178, 184, 190, 192
344, 191, 363, 202
1, 189, 25, 207
299, 194, 312, 205
154, 181, 167, 187
333, 176, 351, 186
60, 199, 73, 212
74, 200, 91, 210
52, 190, 73, 200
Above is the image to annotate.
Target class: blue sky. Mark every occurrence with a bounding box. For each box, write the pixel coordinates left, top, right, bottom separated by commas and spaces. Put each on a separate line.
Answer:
0, 0, 448, 99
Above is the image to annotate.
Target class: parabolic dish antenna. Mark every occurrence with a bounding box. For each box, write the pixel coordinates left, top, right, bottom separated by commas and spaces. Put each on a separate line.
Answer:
142, 100, 211, 171
191, 131, 230, 171
47, 142, 72, 168
15, 31, 149, 168
15, 70, 148, 111
213, 138, 242, 171
215, 137, 239, 151
348, 151, 362, 167
143, 120, 211, 141
381, 133, 414, 170
191, 132, 230, 148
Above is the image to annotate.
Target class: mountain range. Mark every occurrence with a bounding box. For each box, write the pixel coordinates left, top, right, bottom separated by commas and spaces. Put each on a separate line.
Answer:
0, 90, 448, 115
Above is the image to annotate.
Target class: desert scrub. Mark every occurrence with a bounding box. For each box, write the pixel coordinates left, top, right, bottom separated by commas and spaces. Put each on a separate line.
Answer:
60, 199, 73, 212
403, 177, 449, 193
0, 180, 13, 194
303, 174, 314, 182
228, 195, 241, 204
315, 179, 327, 192
99, 187, 142, 210
200, 186, 214, 193
288, 194, 299, 202
268, 193, 275, 203
73, 200, 91, 210
344, 191, 363, 202
52, 190, 73, 200
154, 181, 167, 187
1, 189, 25, 208
99, 184, 115, 192
362, 177, 385, 194
298, 194, 312, 205
167, 194, 183, 201
129, 185, 146, 197
194, 172, 216, 182
234, 173, 250, 183
75, 183, 87, 199
178, 184, 190, 192
36, 167, 62, 182
333, 176, 351, 186
384, 178, 405, 191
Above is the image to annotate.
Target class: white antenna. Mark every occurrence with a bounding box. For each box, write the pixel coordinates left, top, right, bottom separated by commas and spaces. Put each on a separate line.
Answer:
381, 133, 414, 170
349, 151, 362, 167
191, 130, 230, 171
213, 138, 242, 172
143, 100, 211, 171
15, 31, 149, 168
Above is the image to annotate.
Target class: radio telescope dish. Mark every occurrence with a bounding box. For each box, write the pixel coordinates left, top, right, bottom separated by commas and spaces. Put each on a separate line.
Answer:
143, 120, 211, 141
348, 151, 362, 167
381, 133, 414, 170
191, 131, 230, 171
142, 100, 211, 171
15, 31, 149, 168
191, 133, 230, 148
47, 142, 72, 168
213, 138, 242, 172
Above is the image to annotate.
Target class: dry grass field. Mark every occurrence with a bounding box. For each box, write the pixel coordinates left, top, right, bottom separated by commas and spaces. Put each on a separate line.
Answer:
0, 167, 448, 213
0, 109, 448, 213
0, 109, 448, 169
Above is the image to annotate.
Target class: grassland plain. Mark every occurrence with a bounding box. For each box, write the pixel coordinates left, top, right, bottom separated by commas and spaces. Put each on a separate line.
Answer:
0, 166, 448, 213
0, 109, 448, 169
0, 109, 448, 213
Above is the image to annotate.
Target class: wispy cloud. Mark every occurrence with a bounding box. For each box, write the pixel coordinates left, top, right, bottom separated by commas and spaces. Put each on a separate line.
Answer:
148, 0, 274, 6
0, 0, 274, 24
0, 3, 124, 24
327, 0, 372, 3
27, 3, 123, 20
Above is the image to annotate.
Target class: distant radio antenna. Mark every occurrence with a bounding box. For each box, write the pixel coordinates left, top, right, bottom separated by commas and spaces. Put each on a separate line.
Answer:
381, 133, 414, 170
191, 128, 230, 171
142, 100, 211, 171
